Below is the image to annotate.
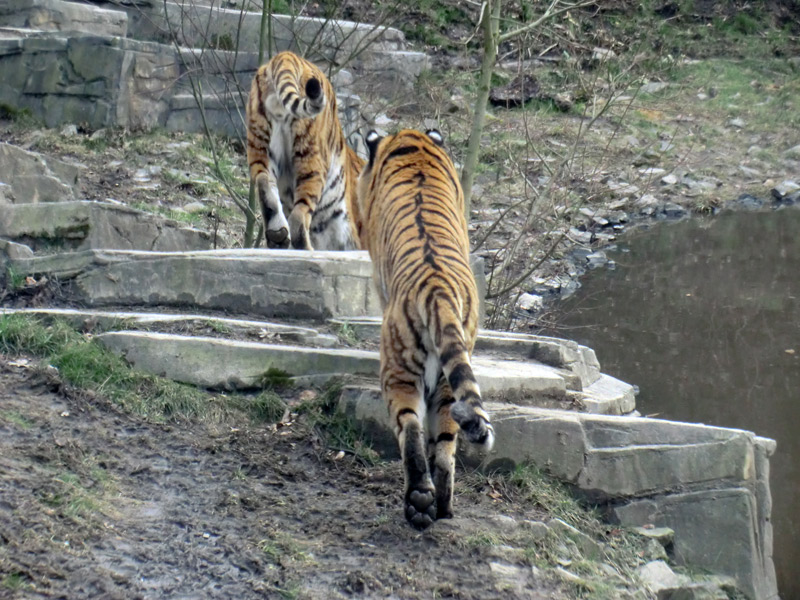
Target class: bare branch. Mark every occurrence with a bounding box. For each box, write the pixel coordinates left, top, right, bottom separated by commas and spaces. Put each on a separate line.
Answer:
498, 0, 596, 44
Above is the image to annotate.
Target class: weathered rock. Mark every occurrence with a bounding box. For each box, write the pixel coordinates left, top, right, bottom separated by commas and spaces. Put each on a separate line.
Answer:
641, 81, 669, 94
96, 331, 379, 389
346, 49, 430, 100
591, 47, 616, 61
516, 292, 543, 312
727, 194, 764, 211
0, 143, 77, 203
0, 0, 128, 37
0, 239, 35, 261
637, 561, 688, 594
548, 518, 603, 559
784, 143, 800, 158
771, 180, 799, 200
568, 227, 593, 245
661, 174, 679, 185
578, 373, 636, 415
488, 562, 536, 595
0, 201, 216, 252
660, 203, 688, 219
615, 488, 776, 599
489, 74, 540, 108
632, 526, 675, 546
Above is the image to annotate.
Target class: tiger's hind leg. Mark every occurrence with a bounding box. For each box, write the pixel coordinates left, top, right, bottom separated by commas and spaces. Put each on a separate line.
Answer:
427, 376, 459, 520
255, 172, 290, 249
385, 378, 436, 529
289, 155, 325, 251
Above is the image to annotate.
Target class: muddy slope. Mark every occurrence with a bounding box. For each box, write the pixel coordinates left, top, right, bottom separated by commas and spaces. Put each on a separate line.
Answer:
0, 356, 573, 600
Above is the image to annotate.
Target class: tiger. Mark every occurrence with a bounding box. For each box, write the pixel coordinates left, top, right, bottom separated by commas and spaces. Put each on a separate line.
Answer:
355, 128, 495, 529
246, 50, 364, 250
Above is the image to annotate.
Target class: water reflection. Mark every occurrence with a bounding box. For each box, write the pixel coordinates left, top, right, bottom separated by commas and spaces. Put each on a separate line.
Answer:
549, 208, 799, 597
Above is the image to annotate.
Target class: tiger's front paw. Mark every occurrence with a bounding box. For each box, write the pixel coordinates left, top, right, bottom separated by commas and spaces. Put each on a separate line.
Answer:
266, 226, 290, 249
404, 483, 436, 530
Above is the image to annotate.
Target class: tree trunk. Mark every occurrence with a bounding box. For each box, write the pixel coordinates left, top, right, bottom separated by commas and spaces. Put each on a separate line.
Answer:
245, 0, 273, 248
460, 0, 500, 220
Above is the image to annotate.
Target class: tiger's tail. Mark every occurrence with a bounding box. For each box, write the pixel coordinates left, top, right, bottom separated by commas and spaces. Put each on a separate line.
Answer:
427, 294, 495, 450
269, 54, 326, 119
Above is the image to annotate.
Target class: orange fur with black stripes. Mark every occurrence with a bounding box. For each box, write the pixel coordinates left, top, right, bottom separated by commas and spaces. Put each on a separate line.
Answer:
246, 51, 364, 250
356, 129, 494, 529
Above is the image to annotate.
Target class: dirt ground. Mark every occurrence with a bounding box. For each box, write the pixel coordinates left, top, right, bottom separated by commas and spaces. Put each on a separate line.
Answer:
0, 355, 576, 600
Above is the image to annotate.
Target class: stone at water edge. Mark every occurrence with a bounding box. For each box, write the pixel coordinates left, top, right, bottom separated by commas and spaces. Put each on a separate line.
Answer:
771, 180, 799, 200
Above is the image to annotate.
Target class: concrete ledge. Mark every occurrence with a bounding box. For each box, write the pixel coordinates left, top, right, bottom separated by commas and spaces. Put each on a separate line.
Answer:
0, 307, 339, 347
9, 249, 383, 320
94, 330, 573, 401
0, 201, 216, 252
332, 317, 604, 390
96, 331, 378, 389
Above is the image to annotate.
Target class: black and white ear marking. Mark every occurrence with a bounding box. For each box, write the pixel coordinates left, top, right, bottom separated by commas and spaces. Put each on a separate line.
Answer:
365, 130, 383, 168
425, 129, 444, 146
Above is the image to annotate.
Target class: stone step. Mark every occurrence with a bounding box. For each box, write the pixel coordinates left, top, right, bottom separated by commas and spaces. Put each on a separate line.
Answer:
0, 307, 339, 348
165, 88, 362, 140
0, 0, 128, 38
166, 93, 247, 139
578, 373, 636, 415
7, 248, 382, 320
6, 249, 487, 321
132, 2, 408, 62
94, 330, 568, 399
330, 316, 606, 391
0, 201, 217, 253
337, 389, 776, 598
0, 305, 632, 414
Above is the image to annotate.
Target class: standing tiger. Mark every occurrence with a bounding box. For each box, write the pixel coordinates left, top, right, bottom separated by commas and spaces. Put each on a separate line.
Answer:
246, 51, 364, 250
355, 128, 495, 529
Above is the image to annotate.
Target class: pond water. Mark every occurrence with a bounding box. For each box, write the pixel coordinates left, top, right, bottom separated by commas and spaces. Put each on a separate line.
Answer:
549, 208, 799, 597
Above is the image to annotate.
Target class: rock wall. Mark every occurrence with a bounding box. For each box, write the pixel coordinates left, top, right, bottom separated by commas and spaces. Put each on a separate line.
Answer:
0, 0, 429, 138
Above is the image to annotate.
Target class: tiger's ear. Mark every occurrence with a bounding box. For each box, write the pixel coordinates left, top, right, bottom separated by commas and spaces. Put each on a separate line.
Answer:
365, 130, 383, 168
425, 129, 444, 146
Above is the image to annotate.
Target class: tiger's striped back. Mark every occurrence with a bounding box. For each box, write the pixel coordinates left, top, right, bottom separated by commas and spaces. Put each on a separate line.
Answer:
246, 51, 363, 250
356, 129, 494, 529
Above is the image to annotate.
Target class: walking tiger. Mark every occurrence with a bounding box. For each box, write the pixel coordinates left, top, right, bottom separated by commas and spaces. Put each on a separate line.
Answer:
355, 128, 495, 529
246, 51, 364, 250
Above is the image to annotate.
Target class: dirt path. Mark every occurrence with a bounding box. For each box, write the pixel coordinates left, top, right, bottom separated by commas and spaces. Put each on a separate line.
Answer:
0, 356, 571, 600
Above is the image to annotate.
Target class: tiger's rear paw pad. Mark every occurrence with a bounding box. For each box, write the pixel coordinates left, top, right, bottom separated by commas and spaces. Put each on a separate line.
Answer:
266, 227, 290, 248
405, 488, 436, 530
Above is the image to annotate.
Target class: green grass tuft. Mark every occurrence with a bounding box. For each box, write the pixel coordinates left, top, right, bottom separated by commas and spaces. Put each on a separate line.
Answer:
1, 573, 31, 591
250, 390, 286, 423
297, 379, 380, 466
0, 314, 208, 420
260, 367, 294, 390
1, 410, 33, 429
